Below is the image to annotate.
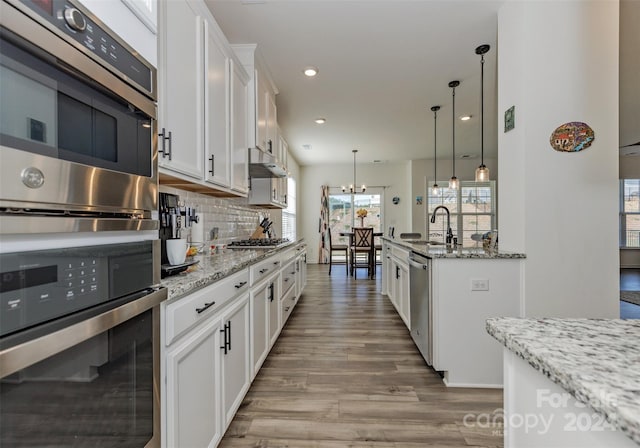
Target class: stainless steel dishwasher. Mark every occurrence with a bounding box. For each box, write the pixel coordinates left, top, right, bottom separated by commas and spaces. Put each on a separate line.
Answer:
408, 252, 432, 365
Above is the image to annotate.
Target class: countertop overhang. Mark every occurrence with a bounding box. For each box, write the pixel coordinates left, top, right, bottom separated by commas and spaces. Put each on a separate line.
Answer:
382, 237, 526, 259
487, 317, 640, 444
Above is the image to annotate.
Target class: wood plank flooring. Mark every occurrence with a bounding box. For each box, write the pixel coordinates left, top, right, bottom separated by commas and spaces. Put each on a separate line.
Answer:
220, 264, 503, 447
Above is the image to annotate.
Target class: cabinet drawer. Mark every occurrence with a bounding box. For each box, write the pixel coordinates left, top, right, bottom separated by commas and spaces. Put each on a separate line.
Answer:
165, 269, 249, 345
250, 257, 281, 285
280, 282, 296, 324
281, 260, 296, 295
391, 245, 410, 261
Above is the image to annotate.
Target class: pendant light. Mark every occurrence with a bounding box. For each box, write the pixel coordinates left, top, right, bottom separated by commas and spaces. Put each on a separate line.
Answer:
430, 105, 441, 195
341, 149, 366, 194
448, 80, 460, 190
475, 44, 491, 182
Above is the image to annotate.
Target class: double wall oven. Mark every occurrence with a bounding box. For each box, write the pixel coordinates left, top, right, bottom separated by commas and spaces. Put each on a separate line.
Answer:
0, 0, 165, 446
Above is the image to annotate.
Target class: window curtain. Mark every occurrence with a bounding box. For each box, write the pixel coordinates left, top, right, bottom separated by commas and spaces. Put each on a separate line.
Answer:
318, 185, 329, 263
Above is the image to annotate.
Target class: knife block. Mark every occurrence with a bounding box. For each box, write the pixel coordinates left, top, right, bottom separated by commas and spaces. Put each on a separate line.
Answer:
250, 226, 267, 239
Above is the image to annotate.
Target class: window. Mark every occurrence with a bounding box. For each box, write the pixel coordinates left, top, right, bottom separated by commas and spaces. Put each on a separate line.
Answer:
282, 178, 296, 241
427, 181, 496, 246
328, 189, 383, 245
621, 179, 640, 248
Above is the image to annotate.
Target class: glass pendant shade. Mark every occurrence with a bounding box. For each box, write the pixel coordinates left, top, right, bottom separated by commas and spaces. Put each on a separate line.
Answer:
475, 164, 490, 182
431, 183, 440, 195
449, 176, 459, 190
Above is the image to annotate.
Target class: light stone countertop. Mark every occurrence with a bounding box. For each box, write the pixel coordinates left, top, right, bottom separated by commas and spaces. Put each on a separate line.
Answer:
486, 317, 640, 445
161, 240, 305, 301
382, 237, 526, 259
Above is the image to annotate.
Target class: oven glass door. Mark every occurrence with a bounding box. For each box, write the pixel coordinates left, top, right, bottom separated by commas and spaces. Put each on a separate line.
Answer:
0, 30, 152, 177
0, 307, 156, 447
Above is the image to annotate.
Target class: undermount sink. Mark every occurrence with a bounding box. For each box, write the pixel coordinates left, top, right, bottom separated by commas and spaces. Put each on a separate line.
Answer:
405, 240, 445, 246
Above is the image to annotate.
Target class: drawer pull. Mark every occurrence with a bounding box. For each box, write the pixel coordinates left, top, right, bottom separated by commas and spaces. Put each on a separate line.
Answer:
234, 281, 247, 289
290, 271, 296, 275
196, 301, 216, 314
273, 261, 279, 265
259, 268, 269, 274
284, 306, 290, 312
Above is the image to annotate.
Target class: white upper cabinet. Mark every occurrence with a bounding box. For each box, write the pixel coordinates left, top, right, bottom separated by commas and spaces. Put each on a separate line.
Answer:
203, 19, 231, 188
158, 0, 204, 179
231, 59, 249, 194
231, 45, 278, 155
158, 0, 249, 196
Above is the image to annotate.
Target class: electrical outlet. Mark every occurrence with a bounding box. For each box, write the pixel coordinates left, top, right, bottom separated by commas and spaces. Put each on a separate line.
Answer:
471, 278, 489, 291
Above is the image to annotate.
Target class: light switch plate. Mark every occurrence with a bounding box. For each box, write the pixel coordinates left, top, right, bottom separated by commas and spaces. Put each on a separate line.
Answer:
471, 278, 489, 291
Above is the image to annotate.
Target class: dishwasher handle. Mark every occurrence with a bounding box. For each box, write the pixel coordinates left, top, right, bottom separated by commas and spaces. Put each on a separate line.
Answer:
408, 257, 428, 270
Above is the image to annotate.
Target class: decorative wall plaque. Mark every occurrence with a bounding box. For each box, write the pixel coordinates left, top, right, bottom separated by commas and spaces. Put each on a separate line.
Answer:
504, 106, 515, 132
550, 122, 595, 152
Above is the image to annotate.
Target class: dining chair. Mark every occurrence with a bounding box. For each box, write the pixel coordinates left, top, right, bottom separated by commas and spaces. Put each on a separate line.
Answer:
350, 227, 374, 279
328, 227, 348, 275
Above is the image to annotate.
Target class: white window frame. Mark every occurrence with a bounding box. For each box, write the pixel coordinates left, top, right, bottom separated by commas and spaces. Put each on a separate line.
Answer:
620, 179, 640, 248
426, 181, 496, 245
282, 177, 296, 241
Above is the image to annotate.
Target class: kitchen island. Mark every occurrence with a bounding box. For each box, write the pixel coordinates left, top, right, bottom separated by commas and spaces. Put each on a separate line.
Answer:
487, 317, 639, 447
382, 237, 525, 387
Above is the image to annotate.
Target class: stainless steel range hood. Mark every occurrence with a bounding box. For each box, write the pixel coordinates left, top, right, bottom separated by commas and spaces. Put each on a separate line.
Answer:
248, 148, 288, 178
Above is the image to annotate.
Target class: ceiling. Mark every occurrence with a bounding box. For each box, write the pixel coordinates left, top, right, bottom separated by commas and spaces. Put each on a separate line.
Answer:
206, 0, 638, 165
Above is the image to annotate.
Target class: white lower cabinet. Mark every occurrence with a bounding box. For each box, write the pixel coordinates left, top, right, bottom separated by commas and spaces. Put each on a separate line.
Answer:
250, 275, 271, 377
165, 317, 222, 448
163, 244, 307, 447
220, 294, 251, 428
385, 243, 410, 330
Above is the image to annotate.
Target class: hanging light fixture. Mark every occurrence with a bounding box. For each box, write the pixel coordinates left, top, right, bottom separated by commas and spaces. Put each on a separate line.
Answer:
430, 105, 441, 195
475, 44, 491, 182
341, 149, 366, 193
448, 80, 460, 190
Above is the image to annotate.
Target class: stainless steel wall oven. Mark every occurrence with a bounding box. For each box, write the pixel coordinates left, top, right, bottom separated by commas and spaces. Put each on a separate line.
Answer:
0, 0, 164, 446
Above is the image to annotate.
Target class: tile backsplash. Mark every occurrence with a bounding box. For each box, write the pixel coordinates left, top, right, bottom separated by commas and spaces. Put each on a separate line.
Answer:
159, 186, 280, 244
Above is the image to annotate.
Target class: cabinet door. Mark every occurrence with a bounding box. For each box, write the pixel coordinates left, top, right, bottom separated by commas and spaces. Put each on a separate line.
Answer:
221, 294, 251, 428
268, 276, 281, 347
203, 19, 231, 188
256, 72, 268, 152
158, 0, 204, 178
166, 317, 222, 448
250, 280, 269, 378
265, 91, 277, 155
399, 262, 410, 329
231, 59, 249, 193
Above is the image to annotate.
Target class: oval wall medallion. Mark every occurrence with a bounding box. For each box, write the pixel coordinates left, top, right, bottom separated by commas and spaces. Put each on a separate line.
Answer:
550, 122, 595, 152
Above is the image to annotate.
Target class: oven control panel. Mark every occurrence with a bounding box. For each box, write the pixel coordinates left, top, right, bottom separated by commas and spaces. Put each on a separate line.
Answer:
0, 241, 152, 338
11, 0, 153, 95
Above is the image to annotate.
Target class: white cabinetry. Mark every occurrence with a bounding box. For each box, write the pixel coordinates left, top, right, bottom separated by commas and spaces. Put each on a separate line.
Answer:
385, 243, 410, 329
250, 273, 278, 378
203, 20, 230, 188
163, 269, 250, 446
158, 0, 204, 179
158, 0, 249, 196
231, 60, 249, 193
220, 294, 251, 427
165, 317, 222, 448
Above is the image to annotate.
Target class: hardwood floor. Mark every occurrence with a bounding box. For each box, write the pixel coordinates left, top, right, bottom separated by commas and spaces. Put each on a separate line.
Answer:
220, 264, 503, 447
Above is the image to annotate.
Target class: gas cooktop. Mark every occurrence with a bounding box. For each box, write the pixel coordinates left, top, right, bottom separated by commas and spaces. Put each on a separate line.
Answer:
227, 238, 290, 249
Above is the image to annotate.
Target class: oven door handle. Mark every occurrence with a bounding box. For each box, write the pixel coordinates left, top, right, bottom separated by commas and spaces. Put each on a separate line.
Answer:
0, 287, 167, 378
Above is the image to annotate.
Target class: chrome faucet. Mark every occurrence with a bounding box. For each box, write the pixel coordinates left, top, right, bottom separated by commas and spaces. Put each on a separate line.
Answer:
430, 205, 454, 245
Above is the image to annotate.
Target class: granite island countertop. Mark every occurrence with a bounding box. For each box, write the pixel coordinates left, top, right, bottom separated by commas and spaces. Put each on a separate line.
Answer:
161, 240, 305, 301
383, 236, 526, 259
486, 317, 640, 444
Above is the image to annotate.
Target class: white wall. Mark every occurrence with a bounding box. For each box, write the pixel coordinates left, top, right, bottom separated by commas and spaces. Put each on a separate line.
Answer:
410, 157, 498, 236
299, 161, 411, 264
498, 0, 620, 318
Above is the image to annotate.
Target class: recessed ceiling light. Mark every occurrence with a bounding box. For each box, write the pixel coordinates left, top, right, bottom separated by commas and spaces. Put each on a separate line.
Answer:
314, 118, 326, 124
460, 115, 472, 121
303, 66, 318, 77
302, 144, 312, 151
